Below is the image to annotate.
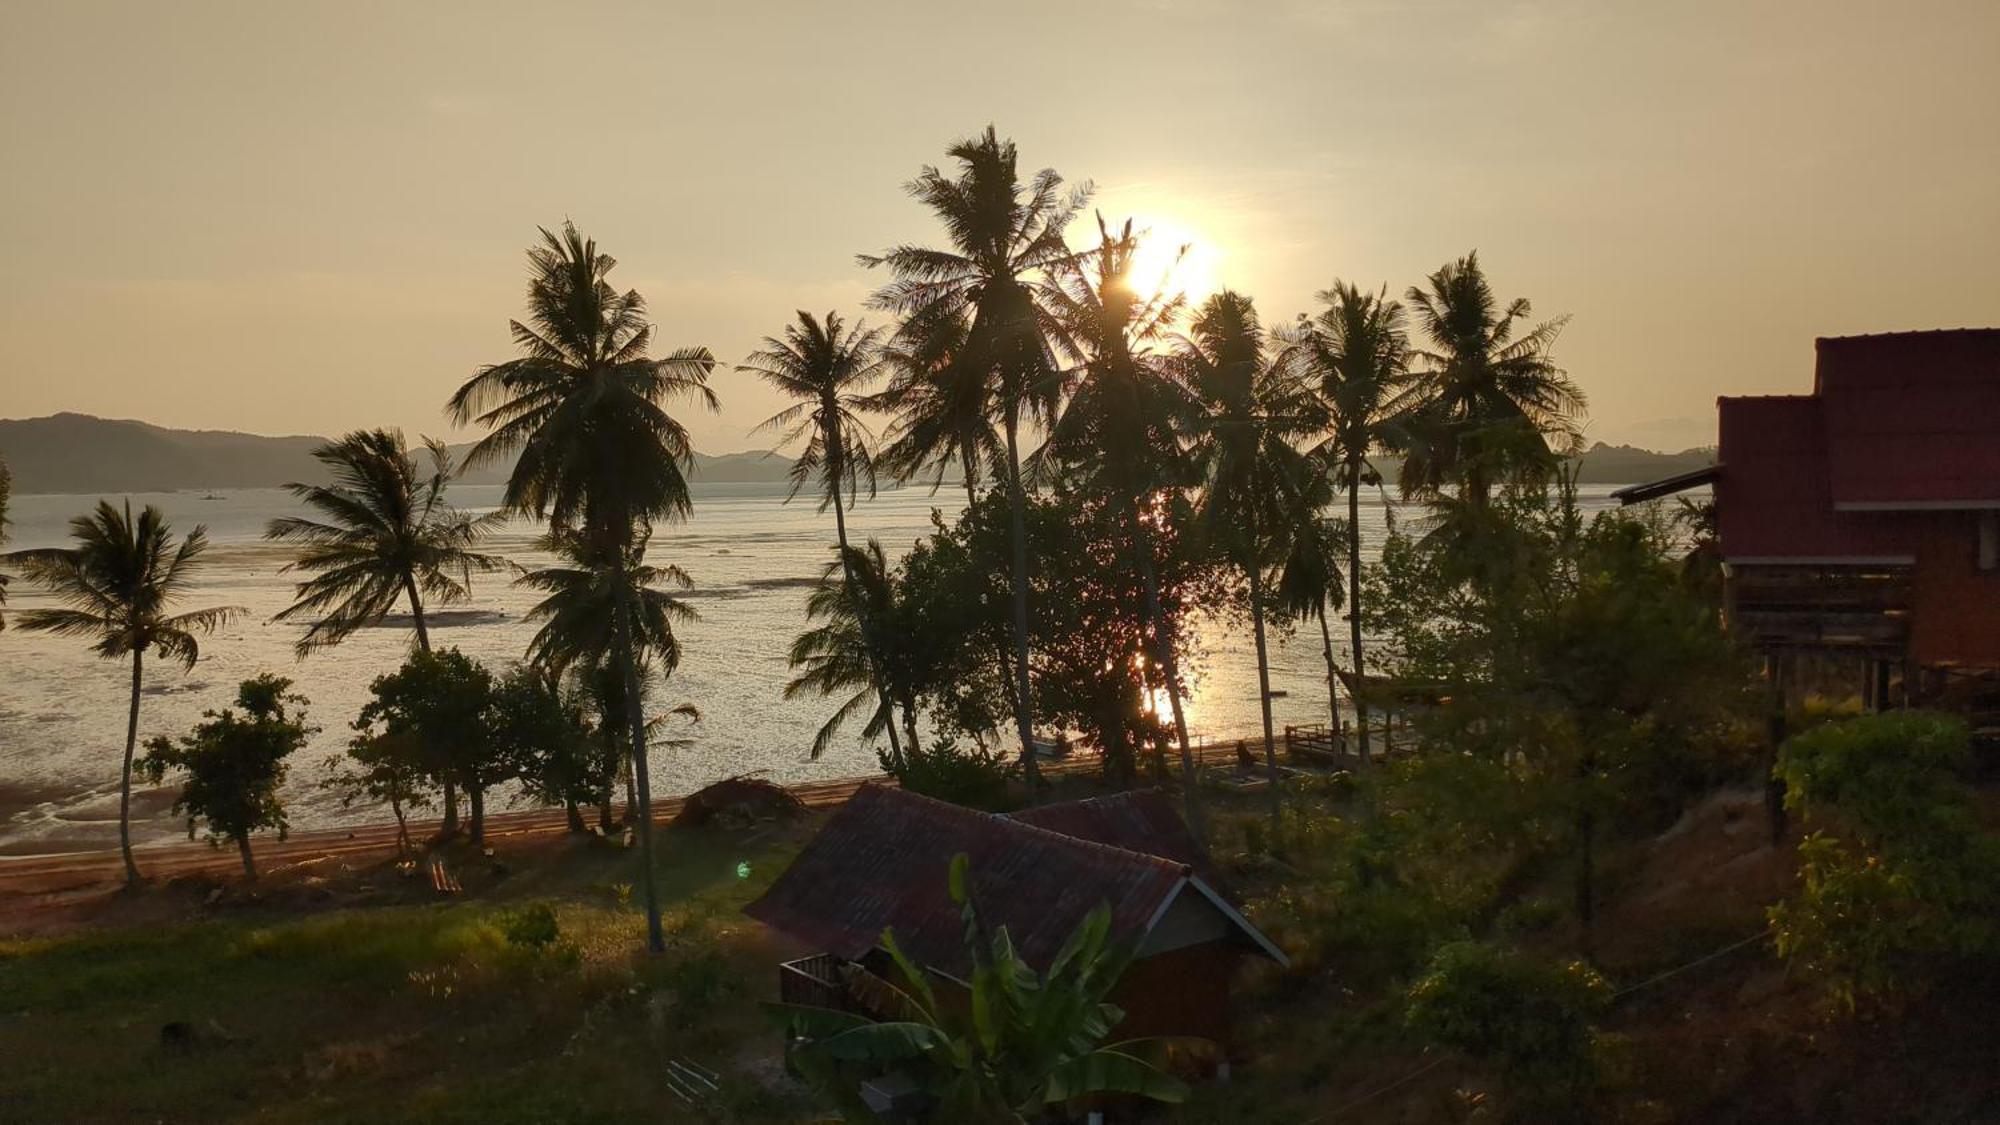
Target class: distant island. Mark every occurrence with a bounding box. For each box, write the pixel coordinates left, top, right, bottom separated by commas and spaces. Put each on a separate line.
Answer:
0, 413, 801, 494
0, 412, 1715, 494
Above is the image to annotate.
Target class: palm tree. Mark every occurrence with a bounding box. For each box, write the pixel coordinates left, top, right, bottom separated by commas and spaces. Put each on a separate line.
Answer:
739, 310, 903, 759
872, 305, 1000, 511
1274, 504, 1346, 748
786, 539, 921, 760
1181, 291, 1319, 818
267, 429, 504, 655
862, 127, 1088, 786
266, 429, 504, 835
1041, 217, 1208, 835
447, 222, 718, 548
1294, 281, 1411, 764
450, 222, 715, 953
1400, 253, 1584, 509
517, 530, 695, 951
0, 452, 12, 630
5, 502, 242, 883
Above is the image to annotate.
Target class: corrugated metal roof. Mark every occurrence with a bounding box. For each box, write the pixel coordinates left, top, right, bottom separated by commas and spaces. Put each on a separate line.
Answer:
744, 785, 1193, 976
1716, 396, 1915, 561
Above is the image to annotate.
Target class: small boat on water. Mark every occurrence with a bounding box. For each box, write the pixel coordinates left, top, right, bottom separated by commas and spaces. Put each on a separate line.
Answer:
200, 492, 225, 500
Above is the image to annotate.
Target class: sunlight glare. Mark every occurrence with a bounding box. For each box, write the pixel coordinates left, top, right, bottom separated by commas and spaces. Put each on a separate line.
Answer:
1122, 214, 1223, 308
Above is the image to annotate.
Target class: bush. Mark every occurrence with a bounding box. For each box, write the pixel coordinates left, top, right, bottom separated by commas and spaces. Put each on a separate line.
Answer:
879, 737, 1016, 811
1769, 712, 1999, 1011
1404, 941, 1610, 1121
503, 903, 562, 950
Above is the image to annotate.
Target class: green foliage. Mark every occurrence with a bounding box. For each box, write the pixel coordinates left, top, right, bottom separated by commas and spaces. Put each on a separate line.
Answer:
771, 853, 1193, 1121
354, 648, 514, 835
878, 736, 1017, 811
141, 674, 314, 871
503, 902, 562, 949
1405, 941, 1610, 1120
1768, 712, 1999, 1011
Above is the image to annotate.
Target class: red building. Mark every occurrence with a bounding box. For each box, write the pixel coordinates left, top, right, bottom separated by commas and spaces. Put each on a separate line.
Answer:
1624, 328, 2000, 709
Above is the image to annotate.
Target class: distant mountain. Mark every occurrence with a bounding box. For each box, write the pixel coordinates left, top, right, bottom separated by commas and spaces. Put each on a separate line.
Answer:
1571, 442, 1716, 484
0, 414, 1712, 495
0, 413, 798, 494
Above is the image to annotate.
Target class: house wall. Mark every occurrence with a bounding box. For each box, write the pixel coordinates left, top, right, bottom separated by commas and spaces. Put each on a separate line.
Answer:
1909, 513, 2000, 666
1111, 942, 1241, 1050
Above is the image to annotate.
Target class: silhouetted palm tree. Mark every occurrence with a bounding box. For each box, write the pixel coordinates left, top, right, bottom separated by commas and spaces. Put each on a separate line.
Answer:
447, 222, 717, 548
0, 453, 11, 630
450, 222, 715, 953
1181, 291, 1317, 815
1274, 504, 1345, 747
1295, 281, 1411, 763
267, 429, 504, 657
873, 305, 999, 511
517, 529, 694, 950
740, 311, 904, 759
786, 539, 921, 760
1400, 253, 1583, 508
1041, 217, 1208, 834
862, 127, 1087, 785
6, 502, 241, 883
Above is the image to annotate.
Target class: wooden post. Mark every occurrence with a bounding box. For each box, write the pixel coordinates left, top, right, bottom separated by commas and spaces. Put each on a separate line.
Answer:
1765, 653, 1789, 847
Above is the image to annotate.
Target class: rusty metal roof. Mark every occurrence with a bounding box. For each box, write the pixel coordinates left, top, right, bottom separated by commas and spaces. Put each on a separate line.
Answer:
745, 785, 1237, 975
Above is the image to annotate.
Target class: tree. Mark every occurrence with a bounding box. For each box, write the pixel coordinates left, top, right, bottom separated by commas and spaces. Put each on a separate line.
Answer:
141, 674, 313, 881
863, 127, 1088, 786
1400, 253, 1584, 508
323, 731, 430, 858
267, 427, 505, 835
492, 665, 605, 834
0, 451, 11, 630
449, 222, 715, 954
741, 310, 904, 759
517, 531, 695, 951
1041, 216, 1208, 835
787, 539, 922, 760
354, 648, 508, 846
772, 853, 1193, 1121
267, 428, 505, 655
5, 502, 241, 883
1182, 290, 1320, 822
873, 304, 999, 510
1294, 280, 1412, 763
1274, 506, 1346, 745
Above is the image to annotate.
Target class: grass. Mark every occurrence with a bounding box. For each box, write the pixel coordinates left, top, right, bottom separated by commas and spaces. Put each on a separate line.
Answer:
0, 823, 819, 1124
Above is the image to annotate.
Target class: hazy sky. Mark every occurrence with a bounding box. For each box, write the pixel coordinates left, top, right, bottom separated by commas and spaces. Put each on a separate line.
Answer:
3, 1, 1996, 455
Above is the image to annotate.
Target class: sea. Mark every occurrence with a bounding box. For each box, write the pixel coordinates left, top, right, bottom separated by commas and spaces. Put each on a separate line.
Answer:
0, 483, 1637, 854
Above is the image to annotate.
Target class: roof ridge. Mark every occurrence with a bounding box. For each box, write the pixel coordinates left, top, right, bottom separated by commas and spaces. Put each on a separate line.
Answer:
864, 783, 1191, 875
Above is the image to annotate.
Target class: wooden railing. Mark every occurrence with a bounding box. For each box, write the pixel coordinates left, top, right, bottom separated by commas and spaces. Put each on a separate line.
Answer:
778, 953, 850, 1011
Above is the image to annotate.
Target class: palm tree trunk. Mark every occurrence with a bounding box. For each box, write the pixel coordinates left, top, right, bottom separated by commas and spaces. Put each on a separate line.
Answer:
1132, 504, 1204, 841
118, 648, 145, 885
827, 430, 902, 763
1346, 458, 1370, 766
404, 572, 459, 834
618, 602, 666, 954
968, 460, 1024, 731
1247, 559, 1281, 834
237, 833, 257, 882
1003, 407, 1040, 787
1318, 608, 1342, 742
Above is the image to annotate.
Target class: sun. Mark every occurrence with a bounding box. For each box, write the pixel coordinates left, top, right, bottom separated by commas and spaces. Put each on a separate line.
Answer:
1121, 214, 1223, 308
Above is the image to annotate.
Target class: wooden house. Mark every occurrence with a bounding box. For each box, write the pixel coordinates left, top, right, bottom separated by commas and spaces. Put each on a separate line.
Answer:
744, 785, 1286, 1061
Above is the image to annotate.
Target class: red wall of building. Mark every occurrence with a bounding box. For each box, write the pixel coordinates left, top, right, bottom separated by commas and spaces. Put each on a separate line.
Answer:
1909, 514, 2000, 666
1111, 943, 1242, 1050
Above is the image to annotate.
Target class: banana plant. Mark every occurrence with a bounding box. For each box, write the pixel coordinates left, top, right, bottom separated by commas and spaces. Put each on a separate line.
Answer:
767, 853, 1200, 1121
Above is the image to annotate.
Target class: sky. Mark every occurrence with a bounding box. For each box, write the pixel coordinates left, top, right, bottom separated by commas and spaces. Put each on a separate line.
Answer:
2, 0, 1996, 456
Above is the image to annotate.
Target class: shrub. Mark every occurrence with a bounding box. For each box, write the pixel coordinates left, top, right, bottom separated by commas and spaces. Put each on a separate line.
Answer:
879, 737, 1016, 811
503, 903, 562, 950
1769, 712, 1999, 1011
1404, 941, 1610, 1121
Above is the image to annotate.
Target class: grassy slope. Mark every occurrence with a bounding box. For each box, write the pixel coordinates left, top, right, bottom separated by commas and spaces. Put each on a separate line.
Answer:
0, 824, 821, 1124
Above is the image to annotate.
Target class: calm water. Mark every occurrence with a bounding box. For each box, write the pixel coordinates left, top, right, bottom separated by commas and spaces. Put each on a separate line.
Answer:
0, 483, 1633, 853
